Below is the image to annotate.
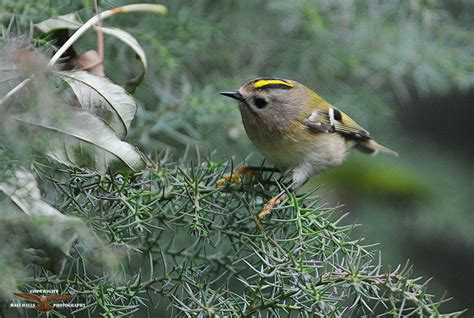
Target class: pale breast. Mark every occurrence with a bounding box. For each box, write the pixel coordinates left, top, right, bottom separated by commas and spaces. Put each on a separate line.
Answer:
245, 121, 352, 172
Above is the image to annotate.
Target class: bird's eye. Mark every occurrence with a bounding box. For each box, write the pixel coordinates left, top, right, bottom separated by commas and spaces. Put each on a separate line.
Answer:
254, 97, 268, 109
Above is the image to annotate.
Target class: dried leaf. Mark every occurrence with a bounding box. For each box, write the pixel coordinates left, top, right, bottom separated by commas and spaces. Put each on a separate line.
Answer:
13, 106, 145, 174
0, 169, 85, 273
57, 70, 137, 138
68, 50, 104, 77
34, 13, 82, 33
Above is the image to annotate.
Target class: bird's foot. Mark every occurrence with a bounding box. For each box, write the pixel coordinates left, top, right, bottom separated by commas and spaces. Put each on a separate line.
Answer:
216, 166, 254, 187
256, 193, 287, 228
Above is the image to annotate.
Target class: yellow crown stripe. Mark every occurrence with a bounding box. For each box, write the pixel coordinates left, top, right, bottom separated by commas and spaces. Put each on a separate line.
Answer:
253, 79, 294, 89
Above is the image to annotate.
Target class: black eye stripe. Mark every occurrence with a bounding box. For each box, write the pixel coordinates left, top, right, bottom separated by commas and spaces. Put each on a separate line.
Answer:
254, 97, 268, 109
256, 84, 293, 90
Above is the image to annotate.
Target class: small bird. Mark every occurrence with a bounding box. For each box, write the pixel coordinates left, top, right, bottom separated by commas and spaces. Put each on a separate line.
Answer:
13, 293, 74, 312
218, 77, 398, 223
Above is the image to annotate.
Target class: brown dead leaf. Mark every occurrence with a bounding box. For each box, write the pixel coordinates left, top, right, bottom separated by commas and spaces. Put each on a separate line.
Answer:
68, 50, 104, 77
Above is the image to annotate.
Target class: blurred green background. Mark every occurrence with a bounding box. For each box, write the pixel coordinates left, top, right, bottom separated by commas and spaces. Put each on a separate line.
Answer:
1, 0, 473, 313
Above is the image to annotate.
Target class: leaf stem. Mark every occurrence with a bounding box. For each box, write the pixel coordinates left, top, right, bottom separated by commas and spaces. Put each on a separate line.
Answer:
93, 0, 104, 62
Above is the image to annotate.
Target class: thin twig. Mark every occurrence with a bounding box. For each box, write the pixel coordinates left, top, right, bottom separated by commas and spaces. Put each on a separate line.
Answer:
93, 0, 104, 61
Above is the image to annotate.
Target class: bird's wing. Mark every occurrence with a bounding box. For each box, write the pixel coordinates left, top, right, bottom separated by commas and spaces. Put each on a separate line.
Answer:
45, 295, 74, 302
13, 293, 41, 302
303, 105, 370, 140
301, 91, 398, 156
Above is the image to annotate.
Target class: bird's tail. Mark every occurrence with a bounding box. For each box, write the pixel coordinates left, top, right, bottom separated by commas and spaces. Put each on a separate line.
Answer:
354, 139, 399, 157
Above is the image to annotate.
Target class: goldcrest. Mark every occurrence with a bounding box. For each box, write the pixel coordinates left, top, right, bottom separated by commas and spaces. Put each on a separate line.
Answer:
220, 77, 398, 190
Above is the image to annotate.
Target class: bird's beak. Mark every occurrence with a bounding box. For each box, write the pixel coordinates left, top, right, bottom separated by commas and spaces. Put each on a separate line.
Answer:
219, 91, 243, 101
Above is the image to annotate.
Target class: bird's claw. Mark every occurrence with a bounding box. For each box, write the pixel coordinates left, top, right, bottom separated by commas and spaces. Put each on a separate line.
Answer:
256, 194, 287, 228
215, 173, 242, 187
216, 166, 251, 187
